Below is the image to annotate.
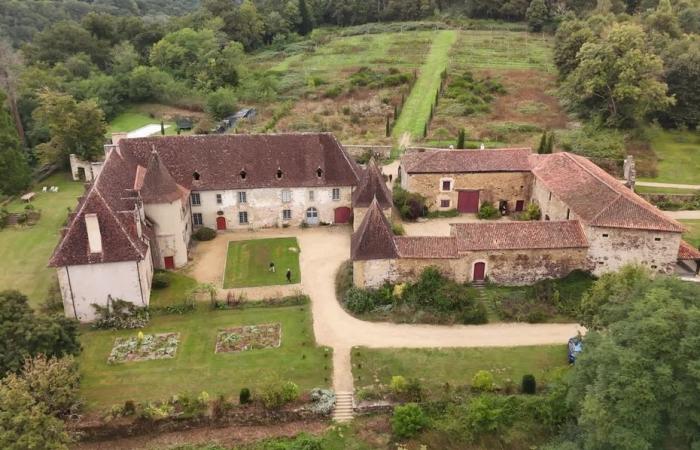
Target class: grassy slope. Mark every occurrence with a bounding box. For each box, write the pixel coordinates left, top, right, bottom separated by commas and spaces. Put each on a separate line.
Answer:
639, 128, 700, 185
451, 30, 554, 70
391, 30, 457, 144
79, 305, 331, 411
0, 173, 82, 306
353, 345, 568, 395
681, 220, 700, 247
223, 237, 301, 288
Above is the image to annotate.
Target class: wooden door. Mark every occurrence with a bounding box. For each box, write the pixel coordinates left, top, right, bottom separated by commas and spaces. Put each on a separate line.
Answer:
216, 216, 227, 230
334, 207, 351, 224
515, 200, 525, 212
164, 256, 175, 270
473, 262, 486, 281
457, 190, 479, 213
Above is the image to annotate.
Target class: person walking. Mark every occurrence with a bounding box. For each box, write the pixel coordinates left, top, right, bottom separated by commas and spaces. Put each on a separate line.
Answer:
286, 268, 292, 283
269, 262, 276, 273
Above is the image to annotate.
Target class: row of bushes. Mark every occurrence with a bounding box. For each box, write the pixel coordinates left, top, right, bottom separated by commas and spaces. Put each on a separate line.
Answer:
340, 267, 487, 325
393, 185, 427, 221
443, 71, 506, 116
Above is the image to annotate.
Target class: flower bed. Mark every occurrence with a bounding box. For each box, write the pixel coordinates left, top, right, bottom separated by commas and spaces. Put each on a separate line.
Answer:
108, 332, 180, 364
215, 323, 281, 353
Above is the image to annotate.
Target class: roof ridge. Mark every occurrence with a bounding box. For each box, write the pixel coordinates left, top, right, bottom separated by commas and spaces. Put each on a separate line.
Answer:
92, 186, 146, 259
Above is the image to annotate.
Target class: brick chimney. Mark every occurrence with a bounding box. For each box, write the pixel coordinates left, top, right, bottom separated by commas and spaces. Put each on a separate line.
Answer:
85, 213, 102, 254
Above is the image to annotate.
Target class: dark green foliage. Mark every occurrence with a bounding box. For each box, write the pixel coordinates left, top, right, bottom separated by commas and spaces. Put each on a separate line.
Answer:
205, 88, 237, 120
477, 202, 499, 219
521, 374, 536, 394
348, 67, 409, 89
456, 128, 466, 149
193, 227, 217, 241
526, 0, 550, 32
152, 272, 170, 290
557, 126, 625, 160
92, 297, 149, 329
239, 387, 251, 404
537, 131, 554, 154
0, 90, 32, 196
423, 122, 428, 138
343, 285, 393, 315
0, 290, 80, 377
656, 38, 700, 129
297, 0, 313, 36
393, 185, 427, 221
443, 71, 505, 117
392, 403, 428, 439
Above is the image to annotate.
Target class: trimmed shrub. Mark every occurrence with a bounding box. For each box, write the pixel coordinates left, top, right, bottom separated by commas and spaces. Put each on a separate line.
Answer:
392, 403, 428, 439
472, 370, 496, 392
258, 380, 299, 409
239, 387, 251, 404
478, 203, 499, 220
152, 272, 170, 289
390, 375, 408, 394
521, 374, 537, 394
193, 227, 216, 241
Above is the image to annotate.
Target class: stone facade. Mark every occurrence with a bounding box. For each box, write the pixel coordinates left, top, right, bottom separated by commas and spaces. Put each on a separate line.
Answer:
190, 186, 353, 230
57, 247, 153, 322
402, 171, 532, 212
531, 178, 576, 221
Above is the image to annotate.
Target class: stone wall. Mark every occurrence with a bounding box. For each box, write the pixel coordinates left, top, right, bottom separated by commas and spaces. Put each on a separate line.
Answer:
343, 144, 392, 160
530, 178, 576, 221
353, 259, 398, 288
404, 171, 533, 212
69, 154, 103, 182
190, 186, 353, 230
585, 226, 681, 275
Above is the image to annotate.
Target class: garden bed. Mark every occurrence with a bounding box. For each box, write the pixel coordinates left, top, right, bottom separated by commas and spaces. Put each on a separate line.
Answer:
108, 332, 180, 364
215, 323, 282, 353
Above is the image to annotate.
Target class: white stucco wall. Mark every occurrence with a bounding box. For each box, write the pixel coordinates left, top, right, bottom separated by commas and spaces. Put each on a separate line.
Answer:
585, 226, 681, 275
190, 186, 353, 230
144, 199, 190, 268
58, 252, 152, 322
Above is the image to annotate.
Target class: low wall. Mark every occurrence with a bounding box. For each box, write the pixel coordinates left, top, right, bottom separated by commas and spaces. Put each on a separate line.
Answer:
342, 144, 392, 160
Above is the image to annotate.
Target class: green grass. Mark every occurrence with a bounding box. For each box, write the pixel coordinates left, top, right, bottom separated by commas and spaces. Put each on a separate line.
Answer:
353, 345, 568, 396
639, 128, 700, 185
150, 271, 198, 307
78, 305, 331, 412
391, 30, 457, 145
450, 30, 554, 70
108, 108, 181, 136
681, 220, 700, 248
223, 238, 301, 288
634, 185, 700, 195
0, 173, 82, 307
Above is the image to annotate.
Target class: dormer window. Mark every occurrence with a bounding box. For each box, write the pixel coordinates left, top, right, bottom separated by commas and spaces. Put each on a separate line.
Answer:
240, 169, 247, 180
276, 169, 283, 180
193, 171, 201, 181
316, 167, 323, 178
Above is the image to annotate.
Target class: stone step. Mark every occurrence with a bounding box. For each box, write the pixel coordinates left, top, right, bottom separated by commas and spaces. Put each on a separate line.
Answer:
332, 391, 355, 422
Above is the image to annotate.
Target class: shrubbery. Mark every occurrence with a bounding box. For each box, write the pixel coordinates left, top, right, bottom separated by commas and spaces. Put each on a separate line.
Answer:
521, 374, 537, 394
258, 380, 300, 409
443, 71, 505, 116
92, 298, 149, 329
472, 370, 496, 392
349, 67, 410, 89
393, 185, 427, 221
478, 202, 500, 219
152, 272, 170, 289
239, 387, 251, 404
392, 403, 428, 439
193, 227, 216, 241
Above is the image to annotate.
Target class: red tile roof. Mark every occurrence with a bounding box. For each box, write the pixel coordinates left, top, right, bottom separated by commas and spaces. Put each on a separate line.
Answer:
140, 150, 189, 204
351, 198, 398, 260
119, 133, 361, 191
395, 236, 459, 259
531, 153, 683, 233
450, 220, 589, 251
352, 159, 393, 209
678, 240, 700, 260
402, 148, 532, 174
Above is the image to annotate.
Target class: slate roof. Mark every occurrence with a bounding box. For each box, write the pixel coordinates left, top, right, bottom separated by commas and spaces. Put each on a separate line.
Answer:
531, 152, 683, 233
678, 240, 700, 260
351, 198, 398, 260
118, 133, 361, 190
352, 159, 393, 208
402, 148, 532, 174
450, 220, 589, 251
395, 236, 459, 259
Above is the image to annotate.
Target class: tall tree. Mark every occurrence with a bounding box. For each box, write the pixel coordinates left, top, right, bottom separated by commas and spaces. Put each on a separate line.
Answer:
526, 0, 550, 32
298, 0, 314, 35
560, 22, 673, 127
0, 41, 26, 145
32, 90, 107, 165
0, 90, 32, 195
658, 38, 700, 129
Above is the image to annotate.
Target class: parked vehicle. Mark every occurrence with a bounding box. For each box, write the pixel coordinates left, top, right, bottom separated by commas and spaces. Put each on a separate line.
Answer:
568, 336, 583, 363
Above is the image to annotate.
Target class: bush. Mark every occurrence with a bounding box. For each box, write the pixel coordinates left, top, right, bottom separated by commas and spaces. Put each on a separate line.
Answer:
193, 227, 216, 241
520, 202, 541, 221
258, 380, 299, 409
239, 387, 251, 404
334, 260, 353, 300
478, 203, 499, 219
205, 87, 237, 120
521, 374, 537, 394
557, 126, 625, 160
92, 298, 149, 329
309, 388, 335, 415
472, 370, 496, 392
393, 185, 427, 221
343, 285, 392, 315
390, 375, 408, 394
391, 223, 405, 235
392, 403, 428, 439
152, 272, 170, 289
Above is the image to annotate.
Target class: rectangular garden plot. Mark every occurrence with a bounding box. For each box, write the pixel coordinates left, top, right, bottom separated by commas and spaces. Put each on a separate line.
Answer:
215, 323, 281, 353
108, 332, 180, 364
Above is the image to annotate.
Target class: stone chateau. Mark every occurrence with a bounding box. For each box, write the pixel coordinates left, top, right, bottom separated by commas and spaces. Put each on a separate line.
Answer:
51, 133, 699, 321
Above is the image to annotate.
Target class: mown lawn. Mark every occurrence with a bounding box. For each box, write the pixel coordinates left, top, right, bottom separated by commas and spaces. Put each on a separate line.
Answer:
635, 185, 700, 195
223, 237, 301, 288
79, 304, 331, 412
391, 30, 457, 145
0, 172, 82, 307
352, 345, 568, 396
108, 107, 182, 136
150, 271, 199, 307
639, 128, 700, 185
681, 220, 700, 248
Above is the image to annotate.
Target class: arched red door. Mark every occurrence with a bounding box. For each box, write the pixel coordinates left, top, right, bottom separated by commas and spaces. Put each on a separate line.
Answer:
216, 216, 226, 230
473, 262, 486, 282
